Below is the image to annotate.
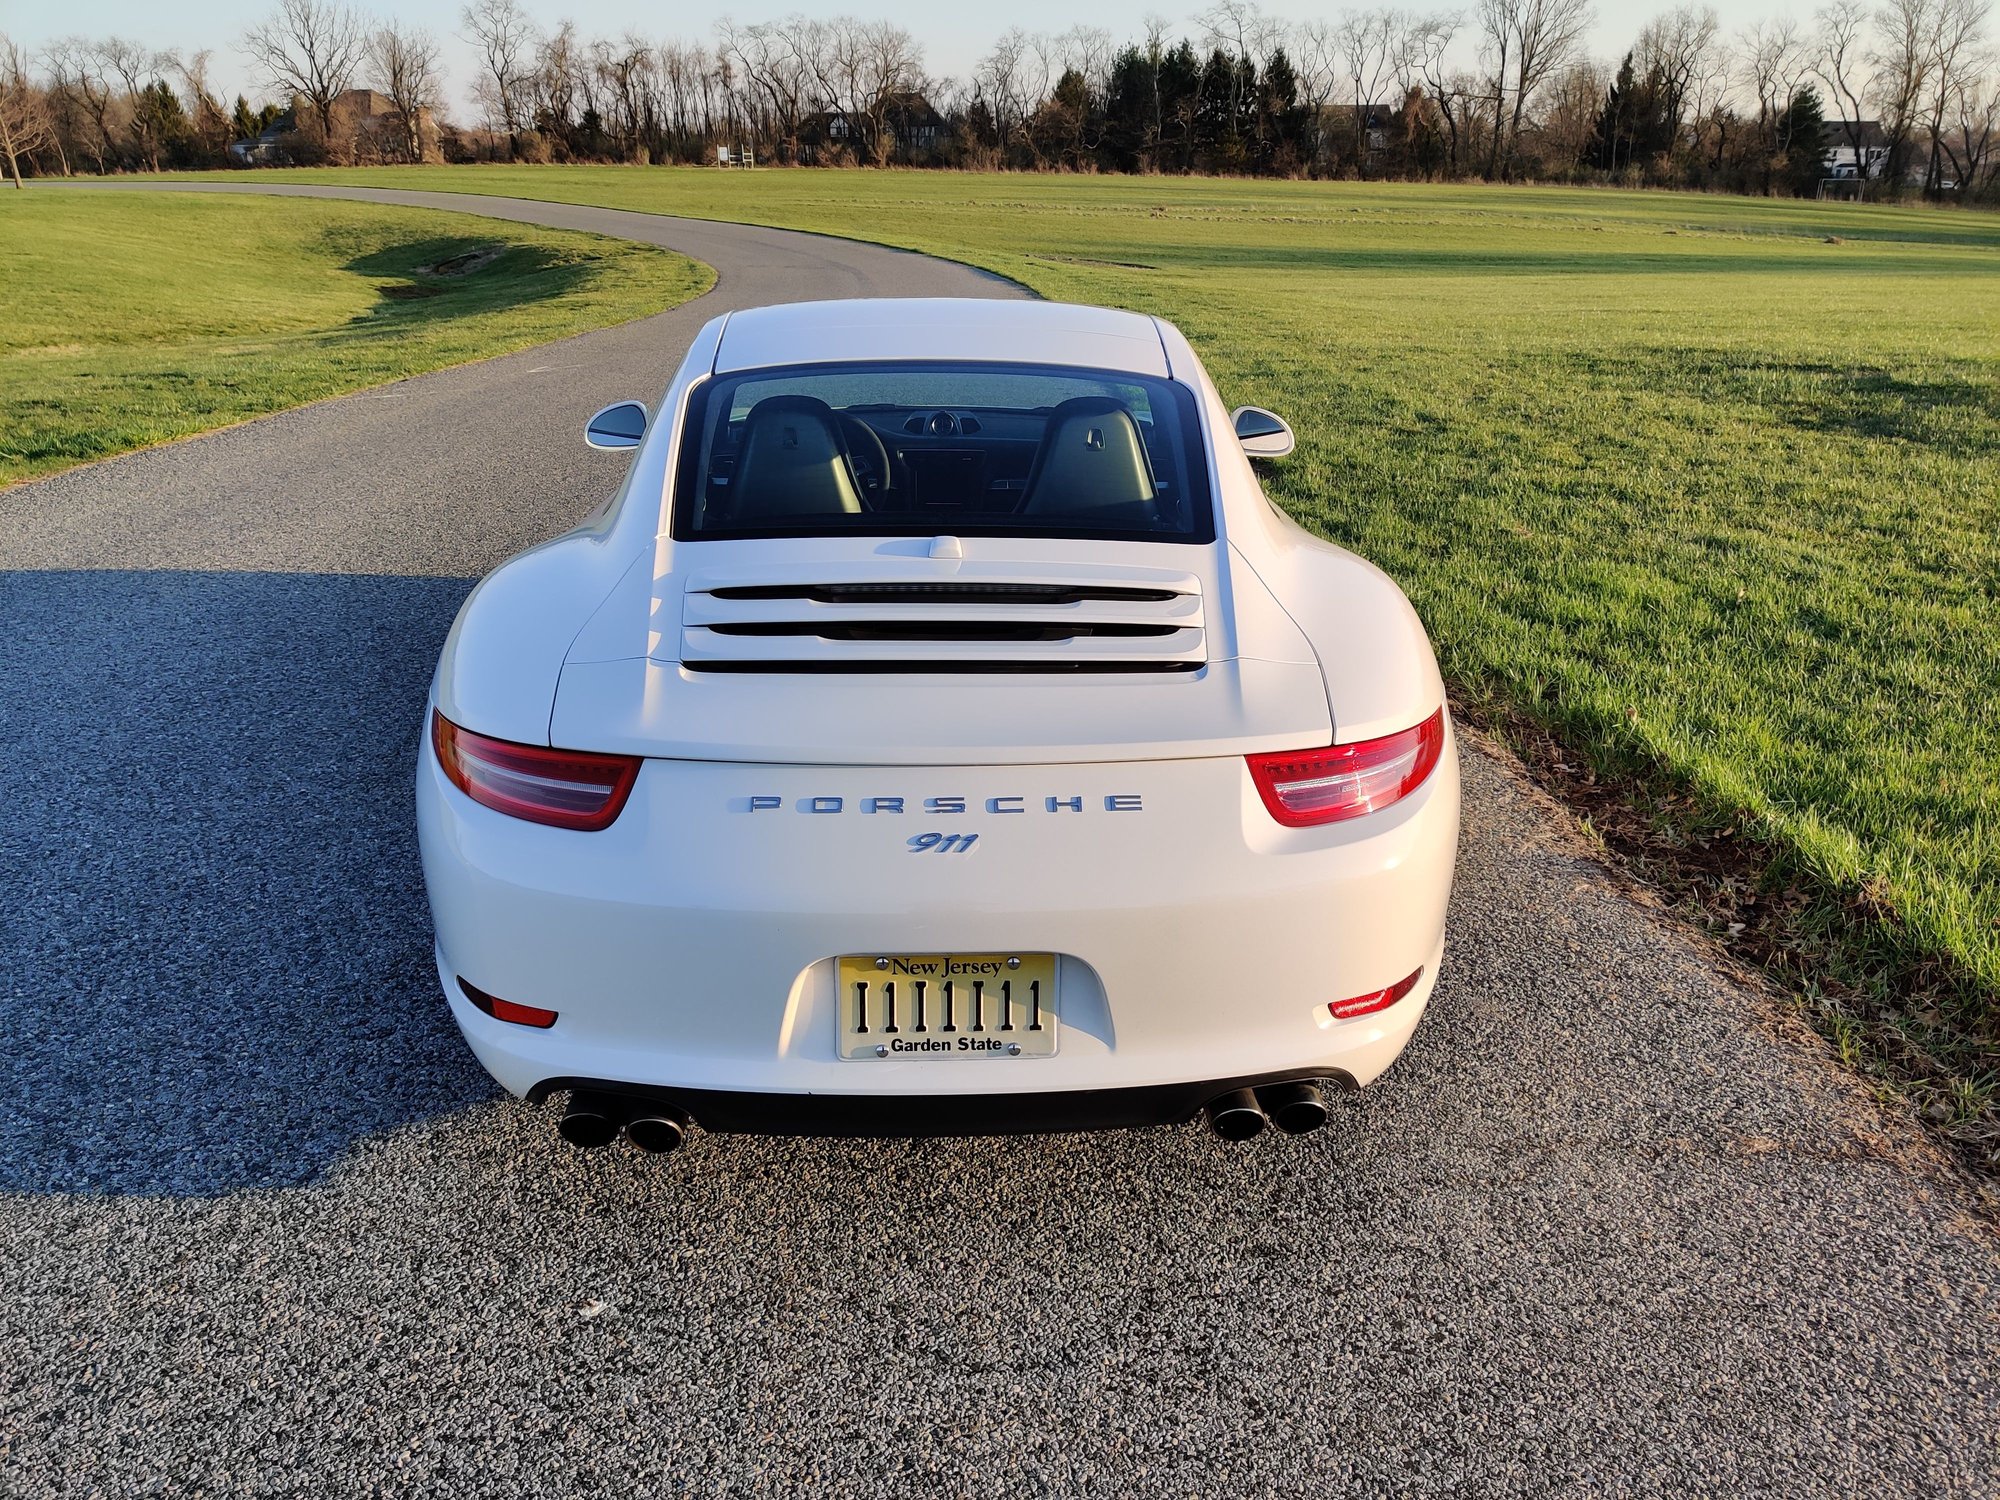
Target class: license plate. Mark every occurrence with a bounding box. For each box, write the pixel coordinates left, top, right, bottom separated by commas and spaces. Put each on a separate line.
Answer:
837, 953, 1058, 1059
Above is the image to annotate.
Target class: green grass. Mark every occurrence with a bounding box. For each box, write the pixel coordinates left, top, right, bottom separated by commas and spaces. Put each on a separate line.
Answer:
99, 168, 2000, 1150
0, 190, 709, 485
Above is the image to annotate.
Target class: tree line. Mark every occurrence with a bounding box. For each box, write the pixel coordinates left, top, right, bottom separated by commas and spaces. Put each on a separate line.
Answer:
2, 0, 1997, 202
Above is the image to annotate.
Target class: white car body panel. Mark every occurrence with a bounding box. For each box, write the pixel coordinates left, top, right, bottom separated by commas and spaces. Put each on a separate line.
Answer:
418, 298, 1460, 1140
713, 298, 1173, 378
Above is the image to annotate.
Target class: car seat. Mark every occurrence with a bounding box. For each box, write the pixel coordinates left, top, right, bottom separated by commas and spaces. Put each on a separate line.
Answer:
1020, 397, 1159, 525
729, 395, 865, 519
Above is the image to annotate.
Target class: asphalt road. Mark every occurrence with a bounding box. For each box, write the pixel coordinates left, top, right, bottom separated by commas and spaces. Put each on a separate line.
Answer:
3, 186, 1996, 1498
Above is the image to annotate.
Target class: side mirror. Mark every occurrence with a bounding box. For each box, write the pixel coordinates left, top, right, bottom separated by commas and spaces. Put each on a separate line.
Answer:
1231, 406, 1294, 460
585, 400, 648, 451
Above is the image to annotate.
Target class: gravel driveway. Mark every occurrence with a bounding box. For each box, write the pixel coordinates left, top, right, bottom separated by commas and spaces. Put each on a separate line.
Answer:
2, 185, 1995, 1497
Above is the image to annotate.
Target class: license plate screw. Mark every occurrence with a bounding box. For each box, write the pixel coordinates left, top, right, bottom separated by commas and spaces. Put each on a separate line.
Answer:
874, 1044, 889, 1058
874, 957, 889, 970
1007, 957, 1022, 969
1008, 1042, 1022, 1055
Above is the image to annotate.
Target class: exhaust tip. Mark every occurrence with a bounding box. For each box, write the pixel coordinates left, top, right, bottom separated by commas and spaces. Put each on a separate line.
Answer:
557, 1090, 623, 1149
625, 1111, 690, 1155
1261, 1081, 1329, 1135
1205, 1087, 1268, 1142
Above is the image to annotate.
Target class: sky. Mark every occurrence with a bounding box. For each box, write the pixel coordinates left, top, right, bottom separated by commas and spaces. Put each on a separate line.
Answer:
4, 0, 1806, 120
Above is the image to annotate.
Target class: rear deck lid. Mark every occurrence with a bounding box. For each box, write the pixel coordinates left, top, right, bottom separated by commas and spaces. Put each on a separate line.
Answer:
553, 539, 1328, 765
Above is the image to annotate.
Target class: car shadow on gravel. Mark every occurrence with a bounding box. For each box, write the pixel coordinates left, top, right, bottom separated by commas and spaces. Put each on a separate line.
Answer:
0, 569, 499, 1195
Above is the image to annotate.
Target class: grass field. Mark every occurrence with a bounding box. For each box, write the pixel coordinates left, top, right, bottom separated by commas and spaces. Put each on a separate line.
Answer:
0, 191, 708, 485
53, 168, 2000, 1152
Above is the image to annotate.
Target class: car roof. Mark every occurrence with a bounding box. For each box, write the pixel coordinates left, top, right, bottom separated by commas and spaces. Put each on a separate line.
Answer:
712, 298, 1171, 379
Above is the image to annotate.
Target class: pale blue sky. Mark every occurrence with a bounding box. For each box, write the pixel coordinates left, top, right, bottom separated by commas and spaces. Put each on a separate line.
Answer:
4, 0, 1801, 117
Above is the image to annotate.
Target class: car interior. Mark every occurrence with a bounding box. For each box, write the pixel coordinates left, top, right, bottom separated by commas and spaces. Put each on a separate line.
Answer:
679, 367, 1209, 538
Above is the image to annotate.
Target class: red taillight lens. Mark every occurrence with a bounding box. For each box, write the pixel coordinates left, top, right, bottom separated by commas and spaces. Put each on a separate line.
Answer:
1247, 708, 1445, 827
432, 710, 640, 832
458, 977, 558, 1029
1327, 967, 1425, 1021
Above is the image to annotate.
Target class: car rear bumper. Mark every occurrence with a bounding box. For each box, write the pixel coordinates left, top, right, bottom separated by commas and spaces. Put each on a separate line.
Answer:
523, 1066, 1359, 1136
417, 716, 1459, 1113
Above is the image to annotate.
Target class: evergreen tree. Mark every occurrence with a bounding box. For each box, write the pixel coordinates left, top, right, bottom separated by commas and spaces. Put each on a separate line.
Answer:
1591, 51, 1674, 173
133, 79, 188, 170
1258, 47, 1305, 169
1776, 85, 1827, 196
1104, 46, 1155, 171
1157, 41, 1201, 173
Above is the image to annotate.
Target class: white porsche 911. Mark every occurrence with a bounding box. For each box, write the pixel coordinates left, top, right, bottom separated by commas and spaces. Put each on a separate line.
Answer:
418, 298, 1458, 1153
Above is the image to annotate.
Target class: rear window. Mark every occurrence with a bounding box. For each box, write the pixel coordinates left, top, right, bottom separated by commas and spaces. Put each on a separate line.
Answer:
671, 362, 1213, 543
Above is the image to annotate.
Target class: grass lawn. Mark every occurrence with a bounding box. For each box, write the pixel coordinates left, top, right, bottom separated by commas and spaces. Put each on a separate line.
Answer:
103, 169, 2000, 1151
0, 190, 709, 486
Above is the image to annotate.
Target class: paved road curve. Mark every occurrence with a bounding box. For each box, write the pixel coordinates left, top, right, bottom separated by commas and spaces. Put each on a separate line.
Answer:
3, 186, 1996, 1497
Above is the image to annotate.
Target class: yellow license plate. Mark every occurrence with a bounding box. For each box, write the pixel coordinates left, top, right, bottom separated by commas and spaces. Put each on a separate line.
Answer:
837, 954, 1058, 1060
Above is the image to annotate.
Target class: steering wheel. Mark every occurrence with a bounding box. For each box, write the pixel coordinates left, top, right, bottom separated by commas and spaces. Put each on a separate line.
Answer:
838, 415, 894, 502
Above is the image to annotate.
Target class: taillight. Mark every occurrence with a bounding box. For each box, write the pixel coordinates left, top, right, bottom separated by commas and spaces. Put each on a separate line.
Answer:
1247, 708, 1445, 827
1327, 967, 1424, 1021
431, 710, 640, 831
458, 977, 558, 1028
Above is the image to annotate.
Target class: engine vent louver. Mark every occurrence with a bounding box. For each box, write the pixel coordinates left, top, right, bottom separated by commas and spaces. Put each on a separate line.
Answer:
708, 582, 1181, 606
681, 573, 1207, 675
706, 621, 1180, 642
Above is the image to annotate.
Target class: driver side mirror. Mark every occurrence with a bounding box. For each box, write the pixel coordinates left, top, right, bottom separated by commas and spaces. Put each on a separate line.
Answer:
585, 400, 649, 450
1231, 406, 1294, 460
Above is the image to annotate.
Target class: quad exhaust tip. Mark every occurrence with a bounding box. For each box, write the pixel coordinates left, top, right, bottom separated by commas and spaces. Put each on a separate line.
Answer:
625, 1110, 691, 1155
1204, 1081, 1331, 1141
1205, 1088, 1269, 1142
557, 1091, 624, 1149
1261, 1081, 1329, 1136
558, 1091, 693, 1153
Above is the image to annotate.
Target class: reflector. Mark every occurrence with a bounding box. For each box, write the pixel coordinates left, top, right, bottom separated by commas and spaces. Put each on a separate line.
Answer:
1327, 967, 1425, 1021
458, 977, 558, 1029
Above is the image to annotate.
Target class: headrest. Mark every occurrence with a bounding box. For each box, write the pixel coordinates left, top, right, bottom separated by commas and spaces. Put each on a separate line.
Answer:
1021, 397, 1157, 519
730, 395, 864, 519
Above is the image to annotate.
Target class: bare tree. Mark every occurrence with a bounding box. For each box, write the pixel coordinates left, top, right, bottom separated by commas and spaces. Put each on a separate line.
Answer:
1198, 0, 1279, 149
244, 0, 364, 145
1816, 0, 1875, 191
368, 22, 442, 162
1635, 6, 1722, 150
172, 49, 234, 163
1743, 15, 1809, 131
720, 17, 822, 162
93, 37, 164, 169
974, 29, 1038, 158
1478, 0, 1595, 178
1936, 52, 1997, 194
460, 0, 536, 146
0, 34, 55, 186
1410, 11, 1470, 173
1742, 15, 1814, 189
809, 18, 924, 166
42, 38, 110, 172
1540, 56, 1607, 168
1916, 0, 1989, 192
1334, 9, 1399, 170
1872, 0, 1940, 185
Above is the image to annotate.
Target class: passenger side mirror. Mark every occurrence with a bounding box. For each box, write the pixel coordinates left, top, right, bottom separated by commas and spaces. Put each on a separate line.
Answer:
1231, 406, 1294, 460
585, 400, 649, 451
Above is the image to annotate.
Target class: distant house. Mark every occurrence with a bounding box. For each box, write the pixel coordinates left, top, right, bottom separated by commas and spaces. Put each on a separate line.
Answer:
229, 90, 437, 165
798, 94, 949, 163
1321, 103, 1396, 159
229, 110, 294, 165
1822, 119, 1891, 180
